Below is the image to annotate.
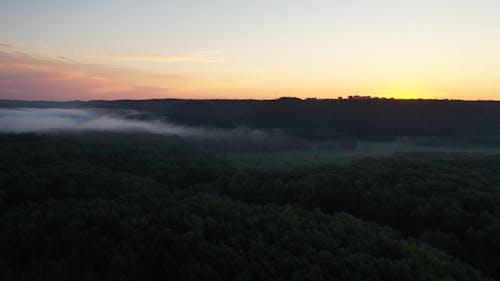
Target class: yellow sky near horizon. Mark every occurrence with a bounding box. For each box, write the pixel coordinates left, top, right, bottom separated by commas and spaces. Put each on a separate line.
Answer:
1, 0, 500, 101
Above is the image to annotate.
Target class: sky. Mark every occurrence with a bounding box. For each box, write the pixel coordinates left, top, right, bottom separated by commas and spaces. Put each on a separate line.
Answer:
0, 0, 499, 100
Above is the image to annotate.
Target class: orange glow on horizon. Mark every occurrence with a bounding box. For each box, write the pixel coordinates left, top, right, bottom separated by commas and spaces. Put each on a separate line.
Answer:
0, 48, 499, 101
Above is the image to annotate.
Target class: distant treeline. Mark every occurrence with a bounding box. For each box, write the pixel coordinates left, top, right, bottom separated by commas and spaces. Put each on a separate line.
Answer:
2, 98, 500, 143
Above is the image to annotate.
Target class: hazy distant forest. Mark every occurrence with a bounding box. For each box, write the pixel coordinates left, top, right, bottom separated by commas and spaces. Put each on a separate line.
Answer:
2, 98, 500, 280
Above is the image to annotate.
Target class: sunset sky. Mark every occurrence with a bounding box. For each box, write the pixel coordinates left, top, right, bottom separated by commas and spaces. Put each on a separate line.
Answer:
1, 0, 500, 100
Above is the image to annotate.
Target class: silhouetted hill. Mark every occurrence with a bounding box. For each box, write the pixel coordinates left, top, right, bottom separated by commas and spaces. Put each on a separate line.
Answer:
3, 98, 500, 143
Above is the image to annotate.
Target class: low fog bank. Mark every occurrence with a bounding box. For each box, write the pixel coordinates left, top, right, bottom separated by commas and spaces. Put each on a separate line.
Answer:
0, 108, 266, 139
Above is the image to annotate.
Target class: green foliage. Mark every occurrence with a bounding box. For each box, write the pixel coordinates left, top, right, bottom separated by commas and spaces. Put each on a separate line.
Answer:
215, 154, 500, 278
0, 192, 489, 281
1, 133, 500, 280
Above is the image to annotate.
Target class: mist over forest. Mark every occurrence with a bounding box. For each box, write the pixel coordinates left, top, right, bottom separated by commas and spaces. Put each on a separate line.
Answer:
0, 107, 269, 140
3, 97, 500, 145
2, 98, 500, 281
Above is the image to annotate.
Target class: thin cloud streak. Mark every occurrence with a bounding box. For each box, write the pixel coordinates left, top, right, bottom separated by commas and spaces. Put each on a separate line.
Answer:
0, 41, 16, 49
0, 50, 191, 100
112, 51, 224, 63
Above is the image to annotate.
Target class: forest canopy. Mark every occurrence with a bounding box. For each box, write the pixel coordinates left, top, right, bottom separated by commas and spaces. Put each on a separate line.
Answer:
1, 131, 500, 280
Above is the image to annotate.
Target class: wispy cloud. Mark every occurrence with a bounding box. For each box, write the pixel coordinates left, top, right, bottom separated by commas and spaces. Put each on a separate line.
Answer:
0, 50, 192, 100
0, 46, 258, 100
0, 41, 16, 49
112, 51, 224, 63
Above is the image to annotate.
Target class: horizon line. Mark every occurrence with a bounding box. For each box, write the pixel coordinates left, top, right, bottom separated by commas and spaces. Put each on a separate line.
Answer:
1, 96, 500, 103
